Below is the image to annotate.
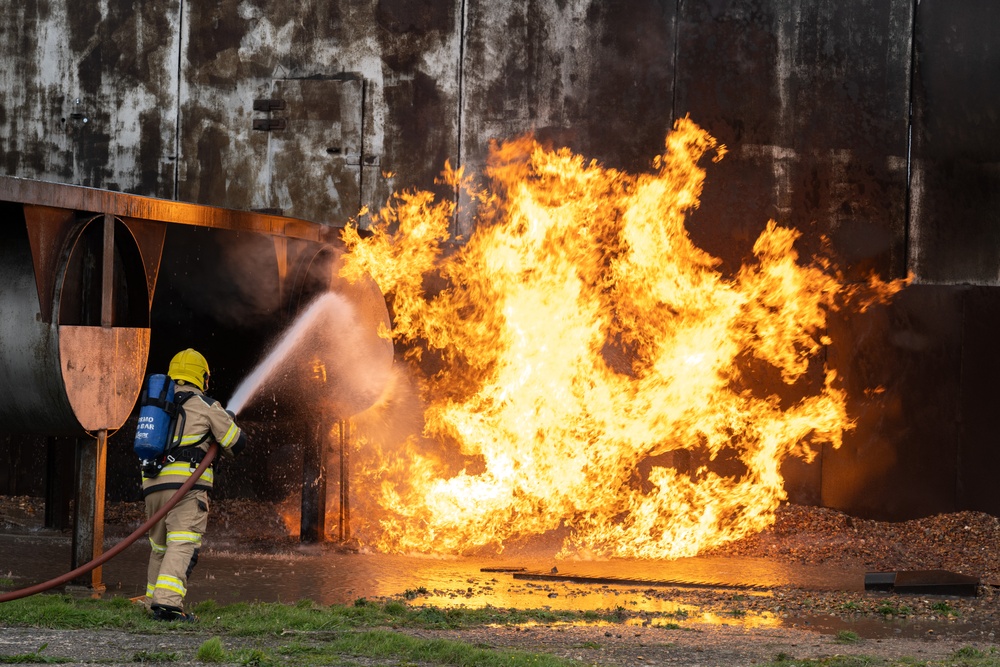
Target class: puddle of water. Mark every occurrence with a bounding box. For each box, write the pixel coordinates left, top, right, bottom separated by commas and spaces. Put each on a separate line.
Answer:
784, 612, 997, 641
1, 531, 862, 606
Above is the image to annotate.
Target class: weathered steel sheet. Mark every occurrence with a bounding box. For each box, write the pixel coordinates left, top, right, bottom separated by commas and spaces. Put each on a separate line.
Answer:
458, 0, 676, 236
0, 0, 180, 196
677, 0, 912, 281
264, 77, 364, 223
955, 288, 1000, 515
178, 0, 462, 226
908, 0, 1000, 284
59, 326, 149, 431
824, 285, 963, 519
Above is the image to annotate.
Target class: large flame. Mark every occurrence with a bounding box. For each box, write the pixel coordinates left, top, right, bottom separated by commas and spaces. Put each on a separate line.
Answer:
339, 117, 904, 559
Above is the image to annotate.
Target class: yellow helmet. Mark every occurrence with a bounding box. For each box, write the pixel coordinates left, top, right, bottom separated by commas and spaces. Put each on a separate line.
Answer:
168, 348, 210, 391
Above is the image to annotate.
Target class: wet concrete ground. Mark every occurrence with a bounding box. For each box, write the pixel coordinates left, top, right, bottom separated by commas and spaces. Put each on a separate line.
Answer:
1, 527, 862, 606
2, 524, 996, 644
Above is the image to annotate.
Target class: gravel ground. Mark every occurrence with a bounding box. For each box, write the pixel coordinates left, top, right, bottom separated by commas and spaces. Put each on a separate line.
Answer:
3, 498, 1000, 665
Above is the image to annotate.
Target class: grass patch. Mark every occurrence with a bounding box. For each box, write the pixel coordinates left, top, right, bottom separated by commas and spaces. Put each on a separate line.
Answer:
323, 629, 574, 667
953, 646, 986, 659
227, 648, 280, 667
202, 631, 576, 667
931, 601, 959, 617
875, 603, 912, 618
195, 637, 226, 662
2, 595, 997, 667
1, 593, 624, 635
0, 594, 154, 631
0, 595, 585, 667
835, 630, 861, 643
0, 644, 70, 664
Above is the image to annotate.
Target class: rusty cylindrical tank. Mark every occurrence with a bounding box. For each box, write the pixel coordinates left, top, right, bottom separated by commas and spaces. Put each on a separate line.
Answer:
0, 207, 150, 435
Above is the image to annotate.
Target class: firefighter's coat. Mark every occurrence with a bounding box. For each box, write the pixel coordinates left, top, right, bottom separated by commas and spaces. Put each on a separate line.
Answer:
142, 383, 243, 611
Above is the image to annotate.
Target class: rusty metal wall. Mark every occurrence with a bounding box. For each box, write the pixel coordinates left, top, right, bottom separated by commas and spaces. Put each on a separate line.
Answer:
1, 0, 999, 519
0, 0, 180, 196
908, 0, 1000, 283
678, 0, 913, 282
1, 1, 995, 281
175, 0, 464, 224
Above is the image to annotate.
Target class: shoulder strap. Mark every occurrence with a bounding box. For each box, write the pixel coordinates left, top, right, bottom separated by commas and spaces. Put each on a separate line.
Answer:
168, 391, 210, 450
174, 391, 196, 405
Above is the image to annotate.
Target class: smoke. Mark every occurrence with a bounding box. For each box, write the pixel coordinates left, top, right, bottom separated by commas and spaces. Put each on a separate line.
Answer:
167, 230, 283, 330
228, 291, 394, 419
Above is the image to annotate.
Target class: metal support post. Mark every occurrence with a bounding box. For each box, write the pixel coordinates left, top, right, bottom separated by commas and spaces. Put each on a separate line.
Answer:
300, 421, 327, 542
338, 419, 351, 542
71, 429, 107, 591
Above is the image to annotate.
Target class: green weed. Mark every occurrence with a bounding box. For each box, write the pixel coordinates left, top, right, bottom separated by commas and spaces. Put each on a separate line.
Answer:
131, 650, 178, 662
875, 602, 911, 617
195, 637, 225, 663
383, 600, 407, 616
931, 601, 959, 617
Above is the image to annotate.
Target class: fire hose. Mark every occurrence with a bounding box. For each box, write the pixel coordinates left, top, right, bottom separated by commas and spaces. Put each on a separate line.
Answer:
0, 442, 219, 604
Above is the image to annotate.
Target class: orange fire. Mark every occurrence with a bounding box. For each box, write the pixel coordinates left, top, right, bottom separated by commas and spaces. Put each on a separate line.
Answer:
339, 117, 904, 559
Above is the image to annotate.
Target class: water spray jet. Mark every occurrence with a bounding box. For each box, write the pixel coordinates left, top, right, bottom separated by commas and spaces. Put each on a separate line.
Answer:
228, 291, 393, 419
226, 288, 393, 543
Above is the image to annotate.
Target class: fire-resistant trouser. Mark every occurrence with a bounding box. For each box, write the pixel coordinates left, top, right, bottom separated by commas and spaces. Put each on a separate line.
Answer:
144, 488, 209, 610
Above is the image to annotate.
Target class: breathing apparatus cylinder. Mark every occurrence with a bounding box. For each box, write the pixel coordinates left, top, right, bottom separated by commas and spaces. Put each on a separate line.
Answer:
133, 373, 176, 468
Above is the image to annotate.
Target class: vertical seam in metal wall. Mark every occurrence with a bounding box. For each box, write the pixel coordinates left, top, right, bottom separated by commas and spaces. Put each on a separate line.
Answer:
455, 0, 468, 238
360, 79, 367, 216
903, 0, 917, 279
173, 0, 185, 201
670, 0, 681, 125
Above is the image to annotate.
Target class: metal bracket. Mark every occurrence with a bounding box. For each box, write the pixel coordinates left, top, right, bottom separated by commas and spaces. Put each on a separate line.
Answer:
252, 118, 287, 132
253, 98, 286, 112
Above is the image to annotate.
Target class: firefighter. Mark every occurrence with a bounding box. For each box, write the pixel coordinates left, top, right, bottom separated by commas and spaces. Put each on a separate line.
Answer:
143, 348, 247, 622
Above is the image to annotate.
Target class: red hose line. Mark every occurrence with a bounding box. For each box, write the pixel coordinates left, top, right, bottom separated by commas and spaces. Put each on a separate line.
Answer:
0, 443, 219, 604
